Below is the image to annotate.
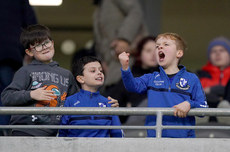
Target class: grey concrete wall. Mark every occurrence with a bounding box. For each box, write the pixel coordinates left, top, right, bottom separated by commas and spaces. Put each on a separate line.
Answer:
0, 137, 230, 152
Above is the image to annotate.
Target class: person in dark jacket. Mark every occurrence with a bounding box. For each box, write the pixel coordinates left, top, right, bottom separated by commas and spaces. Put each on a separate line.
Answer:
59, 56, 123, 137
224, 80, 230, 104
196, 37, 230, 122
119, 33, 208, 138
0, 0, 37, 136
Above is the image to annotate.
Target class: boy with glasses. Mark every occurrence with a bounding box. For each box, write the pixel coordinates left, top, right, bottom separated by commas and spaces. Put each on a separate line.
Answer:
1, 24, 78, 136
1, 24, 119, 136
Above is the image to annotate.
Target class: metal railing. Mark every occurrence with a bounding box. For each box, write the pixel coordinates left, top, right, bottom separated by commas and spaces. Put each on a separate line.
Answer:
0, 107, 230, 138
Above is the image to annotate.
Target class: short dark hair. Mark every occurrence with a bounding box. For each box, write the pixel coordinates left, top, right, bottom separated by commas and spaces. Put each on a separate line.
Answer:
20, 24, 52, 50
72, 56, 102, 87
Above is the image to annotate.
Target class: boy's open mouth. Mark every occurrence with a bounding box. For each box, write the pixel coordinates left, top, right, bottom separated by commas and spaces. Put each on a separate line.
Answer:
159, 51, 165, 60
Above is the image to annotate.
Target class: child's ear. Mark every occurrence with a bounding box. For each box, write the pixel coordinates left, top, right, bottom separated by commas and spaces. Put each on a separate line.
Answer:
25, 49, 34, 57
76, 75, 84, 84
177, 50, 183, 58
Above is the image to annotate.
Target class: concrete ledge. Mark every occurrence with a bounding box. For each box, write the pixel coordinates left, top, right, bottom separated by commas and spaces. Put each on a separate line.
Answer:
1, 137, 230, 152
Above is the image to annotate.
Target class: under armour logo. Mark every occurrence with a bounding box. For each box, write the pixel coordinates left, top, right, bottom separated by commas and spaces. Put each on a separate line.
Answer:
32, 115, 38, 122
74, 101, 80, 106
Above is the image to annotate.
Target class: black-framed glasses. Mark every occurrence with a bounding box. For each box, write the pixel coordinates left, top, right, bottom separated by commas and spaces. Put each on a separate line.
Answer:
29, 39, 52, 52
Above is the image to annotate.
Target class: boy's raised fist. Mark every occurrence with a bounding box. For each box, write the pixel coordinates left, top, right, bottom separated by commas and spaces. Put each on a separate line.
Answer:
118, 52, 130, 70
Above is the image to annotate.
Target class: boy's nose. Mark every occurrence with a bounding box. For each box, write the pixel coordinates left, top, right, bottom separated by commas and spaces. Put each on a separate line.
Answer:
42, 44, 49, 50
158, 46, 163, 50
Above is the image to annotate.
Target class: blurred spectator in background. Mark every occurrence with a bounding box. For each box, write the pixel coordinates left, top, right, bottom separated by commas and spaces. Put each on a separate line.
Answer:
213, 78, 230, 125
103, 36, 158, 126
0, 0, 37, 136
196, 37, 230, 122
71, 42, 96, 74
93, 0, 148, 88
223, 80, 230, 106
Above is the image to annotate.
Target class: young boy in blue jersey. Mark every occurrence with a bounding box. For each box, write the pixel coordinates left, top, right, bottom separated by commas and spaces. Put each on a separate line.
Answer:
119, 33, 208, 138
59, 56, 123, 137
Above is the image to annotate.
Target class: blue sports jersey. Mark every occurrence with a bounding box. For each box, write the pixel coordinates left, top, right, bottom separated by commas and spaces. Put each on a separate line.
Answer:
121, 65, 208, 138
59, 89, 123, 137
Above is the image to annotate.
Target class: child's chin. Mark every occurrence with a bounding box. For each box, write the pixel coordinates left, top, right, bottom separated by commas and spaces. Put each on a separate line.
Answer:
158, 62, 165, 67
96, 83, 104, 88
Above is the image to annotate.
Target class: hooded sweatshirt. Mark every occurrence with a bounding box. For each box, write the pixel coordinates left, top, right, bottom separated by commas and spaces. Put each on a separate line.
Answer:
1, 59, 78, 136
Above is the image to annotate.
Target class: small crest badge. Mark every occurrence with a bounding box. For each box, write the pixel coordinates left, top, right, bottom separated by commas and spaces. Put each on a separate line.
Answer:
98, 103, 106, 107
176, 78, 190, 90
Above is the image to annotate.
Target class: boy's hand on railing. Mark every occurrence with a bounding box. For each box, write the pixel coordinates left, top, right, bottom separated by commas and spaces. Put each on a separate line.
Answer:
108, 96, 119, 107
118, 52, 130, 70
30, 86, 56, 101
173, 101, 191, 118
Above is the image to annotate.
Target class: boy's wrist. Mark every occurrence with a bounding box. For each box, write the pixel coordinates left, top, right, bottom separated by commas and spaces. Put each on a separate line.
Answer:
186, 100, 194, 108
30, 90, 33, 99
26, 90, 33, 101
30, 90, 36, 100
121, 67, 129, 71
184, 101, 191, 108
122, 66, 129, 71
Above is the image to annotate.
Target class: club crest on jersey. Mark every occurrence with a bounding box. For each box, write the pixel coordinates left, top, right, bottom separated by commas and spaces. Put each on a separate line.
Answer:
176, 78, 190, 90
98, 103, 106, 107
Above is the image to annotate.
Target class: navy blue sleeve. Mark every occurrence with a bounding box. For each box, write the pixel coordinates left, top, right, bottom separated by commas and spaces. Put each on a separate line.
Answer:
58, 98, 71, 137
105, 99, 123, 137
110, 115, 124, 137
188, 74, 208, 108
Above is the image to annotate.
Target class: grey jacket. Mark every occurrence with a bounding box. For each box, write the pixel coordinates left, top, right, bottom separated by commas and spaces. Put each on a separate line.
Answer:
1, 60, 78, 136
93, 0, 148, 86
94, 0, 148, 61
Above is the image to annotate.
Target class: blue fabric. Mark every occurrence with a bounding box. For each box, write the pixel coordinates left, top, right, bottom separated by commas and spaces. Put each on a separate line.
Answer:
121, 66, 208, 138
58, 89, 123, 137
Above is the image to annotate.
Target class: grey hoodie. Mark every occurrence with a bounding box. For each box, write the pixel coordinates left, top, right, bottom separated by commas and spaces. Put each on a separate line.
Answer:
1, 60, 79, 136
